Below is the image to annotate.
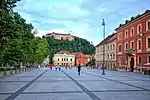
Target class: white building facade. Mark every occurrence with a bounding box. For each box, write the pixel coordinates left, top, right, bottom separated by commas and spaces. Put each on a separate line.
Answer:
53, 52, 75, 66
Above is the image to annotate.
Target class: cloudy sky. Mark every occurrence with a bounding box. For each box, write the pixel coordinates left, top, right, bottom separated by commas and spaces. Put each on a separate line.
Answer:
14, 0, 150, 45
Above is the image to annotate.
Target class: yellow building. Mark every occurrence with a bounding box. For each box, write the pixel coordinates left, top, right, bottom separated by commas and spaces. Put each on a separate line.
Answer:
95, 33, 116, 69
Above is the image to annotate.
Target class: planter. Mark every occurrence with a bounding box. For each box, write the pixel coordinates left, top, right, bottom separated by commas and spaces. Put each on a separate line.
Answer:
4, 70, 11, 76
0, 71, 4, 76
19, 69, 22, 73
22, 68, 25, 72
10, 70, 16, 75
17, 69, 20, 73
15, 69, 20, 74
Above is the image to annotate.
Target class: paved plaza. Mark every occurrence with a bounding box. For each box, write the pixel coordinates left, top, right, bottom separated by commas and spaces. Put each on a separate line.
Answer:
0, 67, 150, 100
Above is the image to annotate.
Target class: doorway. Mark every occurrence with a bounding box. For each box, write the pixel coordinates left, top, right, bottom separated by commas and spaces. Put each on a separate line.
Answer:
130, 57, 134, 72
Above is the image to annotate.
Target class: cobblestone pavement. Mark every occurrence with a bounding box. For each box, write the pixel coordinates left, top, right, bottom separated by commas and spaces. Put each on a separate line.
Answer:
0, 67, 150, 100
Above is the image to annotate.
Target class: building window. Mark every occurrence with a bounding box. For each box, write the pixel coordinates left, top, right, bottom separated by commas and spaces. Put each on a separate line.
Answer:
61, 37, 63, 40
125, 30, 128, 38
107, 46, 109, 51
148, 56, 150, 63
110, 54, 112, 59
138, 57, 141, 65
110, 45, 112, 50
147, 20, 150, 31
148, 38, 150, 48
137, 24, 142, 34
62, 58, 63, 61
113, 53, 115, 59
118, 32, 122, 40
108, 55, 109, 59
58, 58, 59, 61
138, 40, 141, 50
51, 35, 54, 38
70, 58, 72, 61
113, 44, 115, 50
125, 43, 128, 50
130, 27, 134, 36
131, 41, 134, 49
119, 45, 122, 52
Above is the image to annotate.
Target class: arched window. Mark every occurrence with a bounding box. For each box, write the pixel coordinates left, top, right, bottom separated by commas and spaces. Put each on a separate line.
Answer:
130, 27, 134, 36
118, 32, 122, 40
137, 24, 142, 34
147, 20, 150, 31
125, 30, 128, 38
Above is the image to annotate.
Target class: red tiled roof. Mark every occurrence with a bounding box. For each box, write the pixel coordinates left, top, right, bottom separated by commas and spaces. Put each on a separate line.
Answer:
95, 33, 116, 47
107, 33, 116, 43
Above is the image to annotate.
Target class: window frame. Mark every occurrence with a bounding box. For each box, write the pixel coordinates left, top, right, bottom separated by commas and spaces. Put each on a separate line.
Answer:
148, 38, 150, 48
118, 32, 122, 40
137, 39, 142, 50
130, 41, 134, 49
146, 20, 150, 32
125, 42, 128, 50
147, 56, 150, 63
137, 24, 142, 34
130, 27, 134, 36
125, 30, 128, 39
138, 56, 142, 65
113, 44, 115, 50
118, 44, 122, 52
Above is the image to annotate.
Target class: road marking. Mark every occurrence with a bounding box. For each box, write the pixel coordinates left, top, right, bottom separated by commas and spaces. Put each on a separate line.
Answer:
5, 69, 48, 100
62, 70, 102, 100
83, 71, 150, 91
22, 91, 84, 94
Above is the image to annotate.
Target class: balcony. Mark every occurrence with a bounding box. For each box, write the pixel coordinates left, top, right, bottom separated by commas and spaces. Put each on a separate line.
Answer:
125, 49, 135, 56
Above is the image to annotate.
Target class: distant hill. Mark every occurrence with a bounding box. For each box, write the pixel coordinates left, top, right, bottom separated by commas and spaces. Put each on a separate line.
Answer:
46, 36, 95, 64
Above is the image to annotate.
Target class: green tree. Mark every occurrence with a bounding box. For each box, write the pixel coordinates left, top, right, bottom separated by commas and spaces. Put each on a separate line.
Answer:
87, 58, 95, 66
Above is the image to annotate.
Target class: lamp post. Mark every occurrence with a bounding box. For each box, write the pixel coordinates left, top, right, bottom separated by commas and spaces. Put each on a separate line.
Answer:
102, 19, 105, 75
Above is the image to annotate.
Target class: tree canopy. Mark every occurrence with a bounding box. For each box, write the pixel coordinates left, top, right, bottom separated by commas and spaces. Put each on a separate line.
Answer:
0, 0, 49, 68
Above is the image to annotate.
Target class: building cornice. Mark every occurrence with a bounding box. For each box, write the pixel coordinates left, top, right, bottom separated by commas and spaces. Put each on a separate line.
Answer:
115, 10, 150, 31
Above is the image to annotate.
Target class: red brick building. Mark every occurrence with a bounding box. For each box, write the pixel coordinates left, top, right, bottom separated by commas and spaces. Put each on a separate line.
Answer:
115, 10, 150, 72
74, 52, 90, 66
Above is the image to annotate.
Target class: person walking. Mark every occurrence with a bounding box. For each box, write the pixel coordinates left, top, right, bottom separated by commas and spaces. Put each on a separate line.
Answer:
55, 65, 58, 70
78, 64, 81, 75
48, 64, 52, 70
58, 65, 61, 71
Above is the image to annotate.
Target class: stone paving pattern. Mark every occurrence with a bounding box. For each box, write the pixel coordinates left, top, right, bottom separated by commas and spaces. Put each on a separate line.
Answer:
0, 67, 150, 100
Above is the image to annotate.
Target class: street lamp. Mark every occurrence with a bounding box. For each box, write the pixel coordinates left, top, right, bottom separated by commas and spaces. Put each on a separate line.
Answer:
102, 19, 105, 75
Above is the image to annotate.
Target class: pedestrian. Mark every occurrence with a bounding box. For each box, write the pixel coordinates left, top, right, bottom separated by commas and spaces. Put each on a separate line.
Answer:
55, 65, 57, 70
78, 64, 81, 75
58, 65, 61, 71
48, 64, 52, 70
